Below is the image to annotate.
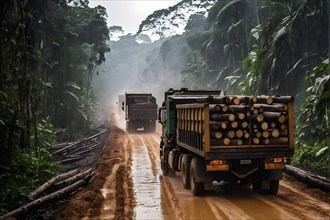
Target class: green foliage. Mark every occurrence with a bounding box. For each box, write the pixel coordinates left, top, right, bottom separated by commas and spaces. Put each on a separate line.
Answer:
0, 0, 110, 214
182, 51, 206, 89
181, 0, 261, 91
0, 149, 60, 214
138, 8, 173, 38
296, 59, 330, 175
179, 0, 329, 174
36, 118, 57, 148
137, 0, 215, 38
293, 141, 329, 176
298, 59, 329, 142
237, 49, 260, 95
185, 14, 206, 32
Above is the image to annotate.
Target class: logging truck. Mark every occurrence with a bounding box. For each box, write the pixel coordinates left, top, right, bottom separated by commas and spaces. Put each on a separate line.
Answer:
124, 92, 157, 133
158, 88, 294, 196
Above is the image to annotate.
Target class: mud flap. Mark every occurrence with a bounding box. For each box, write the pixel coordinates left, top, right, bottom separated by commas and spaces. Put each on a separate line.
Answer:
264, 170, 283, 181
192, 157, 212, 183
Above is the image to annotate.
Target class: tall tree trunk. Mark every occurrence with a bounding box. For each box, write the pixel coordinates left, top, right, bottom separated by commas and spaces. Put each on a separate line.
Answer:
328, 0, 330, 176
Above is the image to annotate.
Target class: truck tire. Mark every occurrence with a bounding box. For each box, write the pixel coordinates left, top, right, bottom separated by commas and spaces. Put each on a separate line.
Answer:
162, 165, 171, 176
162, 148, 175, 177
253, 180, 279, 195
181, 154, 192, 189
162, 163, 175, 177
143, 124, 149, 132
252, 181, 261, 193
160, 141, 164, 160
190, 157, 205, 196
147, 122, 156, 132
126, 122, 135, 133
268, 180, 279, 195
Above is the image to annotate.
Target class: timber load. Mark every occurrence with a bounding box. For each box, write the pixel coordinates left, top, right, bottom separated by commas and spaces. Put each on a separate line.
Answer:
176, 95, 294, 150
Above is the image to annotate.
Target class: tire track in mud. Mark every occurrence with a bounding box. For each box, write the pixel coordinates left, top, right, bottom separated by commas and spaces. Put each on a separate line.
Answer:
99, 163, 119, 219
279, 180, 330, 216
209, 185, 297, 220
160, 175, 185, 220
253, 180, 330, 220
205, 196, 251, 219
96, 125, 135, 220
56, 124, 134, 220
141, 136, 159, 177
142, 135, 185, 220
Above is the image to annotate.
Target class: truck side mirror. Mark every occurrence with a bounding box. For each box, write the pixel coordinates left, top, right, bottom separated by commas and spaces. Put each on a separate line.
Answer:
158, 108, 162, 122
158, 108, 166, 124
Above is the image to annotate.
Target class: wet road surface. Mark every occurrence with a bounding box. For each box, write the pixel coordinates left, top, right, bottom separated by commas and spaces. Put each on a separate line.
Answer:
130, 135, 169, 219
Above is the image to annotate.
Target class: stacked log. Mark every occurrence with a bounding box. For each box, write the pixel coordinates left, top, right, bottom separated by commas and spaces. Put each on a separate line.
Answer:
209, 97, 250, 146
209, 95, 293, 146
251, 96, 292, 146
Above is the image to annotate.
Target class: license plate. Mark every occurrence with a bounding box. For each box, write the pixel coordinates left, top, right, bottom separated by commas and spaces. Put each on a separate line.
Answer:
240, 159, 251, 165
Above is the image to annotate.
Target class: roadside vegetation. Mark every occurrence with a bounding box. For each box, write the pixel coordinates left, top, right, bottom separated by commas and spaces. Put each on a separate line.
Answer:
0, 0, 109, 214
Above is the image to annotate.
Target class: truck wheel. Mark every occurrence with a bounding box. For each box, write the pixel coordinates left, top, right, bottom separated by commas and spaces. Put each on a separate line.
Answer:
162, 148, 175, 177
162, 165, 170, 176
252, 181, 261, 193
126, 122, 129, 132
160, 141, 164, 160
253, 180, 279, 195
190, 157, 205, 196
162, 162, 175, 177
143, 124, 149, 132
126, 122, 135, 133
181, 154, 192, 189
147, 122, 156, 132
268, 180, 279, 195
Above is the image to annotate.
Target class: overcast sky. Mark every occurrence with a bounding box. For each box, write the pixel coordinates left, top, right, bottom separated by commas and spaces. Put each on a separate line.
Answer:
89, 0, 181, 34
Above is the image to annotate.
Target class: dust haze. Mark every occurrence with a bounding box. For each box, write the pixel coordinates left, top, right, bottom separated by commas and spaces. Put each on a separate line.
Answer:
92, 34, 190, 112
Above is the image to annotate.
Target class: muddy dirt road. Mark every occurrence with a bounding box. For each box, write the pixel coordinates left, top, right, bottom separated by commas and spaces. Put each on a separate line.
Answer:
57, 116, 330, 220
128, 133, 330, 220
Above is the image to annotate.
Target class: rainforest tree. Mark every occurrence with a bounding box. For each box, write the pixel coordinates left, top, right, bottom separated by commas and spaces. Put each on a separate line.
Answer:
181, 0, 329, 174
0, 0, 110, 213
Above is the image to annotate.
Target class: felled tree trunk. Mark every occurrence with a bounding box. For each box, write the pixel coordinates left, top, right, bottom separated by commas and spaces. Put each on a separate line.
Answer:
28, 169, 80, 201
285, 165, 330, 192
0, 174, 92, 220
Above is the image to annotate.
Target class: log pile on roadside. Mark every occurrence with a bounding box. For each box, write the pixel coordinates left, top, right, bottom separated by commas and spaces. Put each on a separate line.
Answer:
51, 123, 110, 171
0, 123, 110, 220
285, 165, 330, 192
208, 95, 293, 147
